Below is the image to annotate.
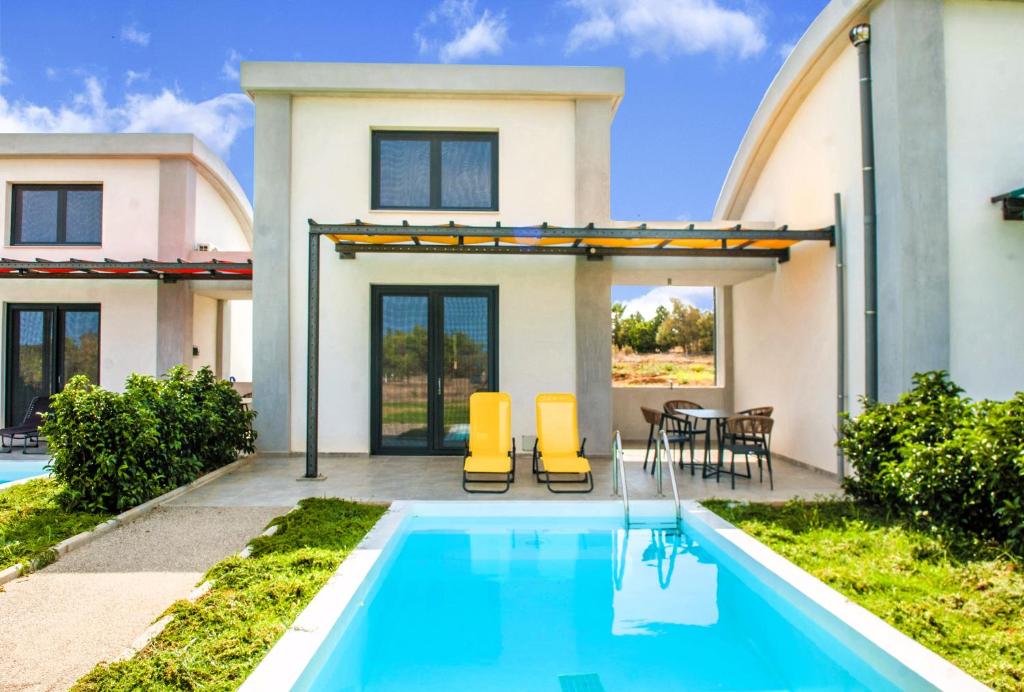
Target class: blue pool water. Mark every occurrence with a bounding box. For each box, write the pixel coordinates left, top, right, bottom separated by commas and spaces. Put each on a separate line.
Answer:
0, 460, 48, 485
294, 514, 935, 691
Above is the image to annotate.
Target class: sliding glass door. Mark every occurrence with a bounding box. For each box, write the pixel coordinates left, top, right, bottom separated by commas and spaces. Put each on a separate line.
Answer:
5, 305, 100, 426
371, 287, 497, 454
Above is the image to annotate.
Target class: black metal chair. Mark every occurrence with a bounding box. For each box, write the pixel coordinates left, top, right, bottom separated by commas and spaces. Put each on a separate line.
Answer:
733, 406, 774, 446
641, 406, 702, 476
719, 415, 774, 490
737, 406, 773, 418
663, 400, 703, 474
0, 396, 51, 454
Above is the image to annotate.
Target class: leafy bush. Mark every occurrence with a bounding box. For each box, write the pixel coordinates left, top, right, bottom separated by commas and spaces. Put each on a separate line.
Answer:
840, 371, 1024, 554
43, 366, 256, 513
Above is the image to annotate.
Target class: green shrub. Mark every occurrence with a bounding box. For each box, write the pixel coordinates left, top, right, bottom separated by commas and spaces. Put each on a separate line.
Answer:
42, 366, 256, 513
839, 371, 1024, 554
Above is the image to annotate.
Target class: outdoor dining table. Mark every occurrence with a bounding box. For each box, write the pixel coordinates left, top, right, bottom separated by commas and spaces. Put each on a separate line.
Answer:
670, 408, 739, 481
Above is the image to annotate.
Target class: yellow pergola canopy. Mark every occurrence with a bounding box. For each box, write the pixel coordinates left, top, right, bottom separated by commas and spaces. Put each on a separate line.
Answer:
315, 220, 834, 261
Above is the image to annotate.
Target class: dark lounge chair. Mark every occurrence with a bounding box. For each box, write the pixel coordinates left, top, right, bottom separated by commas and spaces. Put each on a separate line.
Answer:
1, 396, 51, 454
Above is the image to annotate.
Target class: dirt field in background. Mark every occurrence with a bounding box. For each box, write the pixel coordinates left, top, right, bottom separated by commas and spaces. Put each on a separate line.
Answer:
612, 350, 716, 387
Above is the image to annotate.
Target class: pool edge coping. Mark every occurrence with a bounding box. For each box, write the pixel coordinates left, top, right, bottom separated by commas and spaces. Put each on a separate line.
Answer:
239, 500, 989, 692
240, 500, 411, 692
683, 501, 989, 692
0, 471, 49, 493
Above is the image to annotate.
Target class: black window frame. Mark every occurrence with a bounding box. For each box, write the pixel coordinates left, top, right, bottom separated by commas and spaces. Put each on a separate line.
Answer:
371, 131, 499, 212
369, 285, 499, 455
4, 303, 101, 426
11, 184, 103, 246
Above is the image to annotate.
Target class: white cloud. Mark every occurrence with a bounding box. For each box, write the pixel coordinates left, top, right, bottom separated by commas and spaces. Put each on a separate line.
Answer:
0, 57, 10, 86
617, 286, 713, 318
45, 67, 59, 80
121, 23, 151, 47
0, 75, 252, 156
124, 69, 150, 86
221, 49, 242, 81
417, 1, 509, 63
776, 40, 796, 60
565, 0, 766, 59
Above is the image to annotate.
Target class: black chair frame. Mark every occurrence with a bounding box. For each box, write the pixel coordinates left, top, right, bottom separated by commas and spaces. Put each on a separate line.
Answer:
533, 438, 593, 493
462, 440, 517, 494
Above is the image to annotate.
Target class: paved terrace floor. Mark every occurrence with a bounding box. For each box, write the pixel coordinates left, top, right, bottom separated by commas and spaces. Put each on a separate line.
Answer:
171, 445, 842, 508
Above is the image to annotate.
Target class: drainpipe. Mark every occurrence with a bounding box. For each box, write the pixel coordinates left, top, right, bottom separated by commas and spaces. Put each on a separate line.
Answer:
834, 193, 847, 478
850, 23, 878, 402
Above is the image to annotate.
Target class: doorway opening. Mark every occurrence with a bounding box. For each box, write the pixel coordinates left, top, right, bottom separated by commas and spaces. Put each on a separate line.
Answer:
370, 286, 497, 454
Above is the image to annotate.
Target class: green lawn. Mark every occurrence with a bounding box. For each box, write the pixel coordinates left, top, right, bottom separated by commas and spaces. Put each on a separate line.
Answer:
703, 499, 1024, 690
74, 498, 387, 691
0, 478, 111, 572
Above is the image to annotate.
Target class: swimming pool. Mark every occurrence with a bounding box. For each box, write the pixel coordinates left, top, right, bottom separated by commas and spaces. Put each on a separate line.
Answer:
0, 460, 49, 487
244, 502, 982, 691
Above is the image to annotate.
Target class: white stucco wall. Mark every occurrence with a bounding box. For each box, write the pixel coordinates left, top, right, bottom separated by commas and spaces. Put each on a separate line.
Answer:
289, 95, 578, 451
195, 173, 250, 251
306, 255, 576, 452
223, 299, 253, 383
192, 294, 218, 372
729, 49, 864, 473
943, 0, 1024, 399
1, 158, 161, 259
0, 281, 158, 423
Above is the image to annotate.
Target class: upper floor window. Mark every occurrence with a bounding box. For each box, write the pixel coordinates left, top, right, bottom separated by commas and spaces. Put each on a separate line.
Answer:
372, 131, 498, 211
11, 184, 103, 245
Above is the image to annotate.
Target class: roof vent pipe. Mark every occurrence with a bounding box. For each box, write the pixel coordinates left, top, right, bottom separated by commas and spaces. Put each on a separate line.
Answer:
850, 23, 878, 402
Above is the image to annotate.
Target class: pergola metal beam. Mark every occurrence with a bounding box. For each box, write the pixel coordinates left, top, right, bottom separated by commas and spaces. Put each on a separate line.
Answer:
0, 258, 253, 280
309, 219, 834, 243
333, 242, 791, 260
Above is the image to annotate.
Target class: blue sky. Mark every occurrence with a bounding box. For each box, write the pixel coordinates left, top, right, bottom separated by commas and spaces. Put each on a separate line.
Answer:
0, 0, 826, 219
612, 285, 713, 314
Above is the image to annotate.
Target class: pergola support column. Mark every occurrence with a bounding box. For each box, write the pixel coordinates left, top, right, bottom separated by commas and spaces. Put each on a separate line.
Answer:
305, 232, 321, 479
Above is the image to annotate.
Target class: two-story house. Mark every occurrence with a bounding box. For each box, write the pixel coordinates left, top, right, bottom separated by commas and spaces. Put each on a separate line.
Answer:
0, 133, 253, 428
241, 63, 833, 463
244, 0, 1024, 476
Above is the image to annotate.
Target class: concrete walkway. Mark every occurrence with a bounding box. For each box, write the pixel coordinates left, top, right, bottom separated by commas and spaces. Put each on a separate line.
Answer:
0, 504, 285, 691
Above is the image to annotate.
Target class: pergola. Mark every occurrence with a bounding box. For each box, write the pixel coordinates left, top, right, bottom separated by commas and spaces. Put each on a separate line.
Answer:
0, 258, 253, 281
303, 220, 837, 478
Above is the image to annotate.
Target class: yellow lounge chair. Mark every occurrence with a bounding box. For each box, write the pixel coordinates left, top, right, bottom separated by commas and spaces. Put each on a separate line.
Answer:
463, 392, 516, 493
533, 393, 593, 493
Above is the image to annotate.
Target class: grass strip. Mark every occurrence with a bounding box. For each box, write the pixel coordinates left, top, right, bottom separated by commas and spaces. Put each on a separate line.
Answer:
703, 499, 1024, 690
0, 478, 110, 572
74, 498, 387, 691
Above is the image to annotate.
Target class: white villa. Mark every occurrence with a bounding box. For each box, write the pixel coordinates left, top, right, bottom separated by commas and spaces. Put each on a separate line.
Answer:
243, 0, 1024, 477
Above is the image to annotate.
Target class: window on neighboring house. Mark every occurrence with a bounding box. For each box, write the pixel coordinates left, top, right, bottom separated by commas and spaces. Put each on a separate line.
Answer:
372, 131, 498, 211
11, 184, 103, 245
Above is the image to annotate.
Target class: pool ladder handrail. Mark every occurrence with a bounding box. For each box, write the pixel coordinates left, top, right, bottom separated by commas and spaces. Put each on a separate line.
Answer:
656, 428, 683, 528
611, 430, 629, 525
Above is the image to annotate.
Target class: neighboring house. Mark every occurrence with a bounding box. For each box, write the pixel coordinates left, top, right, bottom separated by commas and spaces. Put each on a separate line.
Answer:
715, 0, 1024, 473
247, 0, 1024, 473
0, 134, 254, 427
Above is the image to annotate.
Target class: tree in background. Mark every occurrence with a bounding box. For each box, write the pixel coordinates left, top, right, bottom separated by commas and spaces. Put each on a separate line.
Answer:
656, 298, 714, 354
612, 298, 713, 354
612, 302, 626, 349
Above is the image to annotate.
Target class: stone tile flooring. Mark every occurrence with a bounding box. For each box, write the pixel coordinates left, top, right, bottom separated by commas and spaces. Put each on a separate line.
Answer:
171, 444, 842, 508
